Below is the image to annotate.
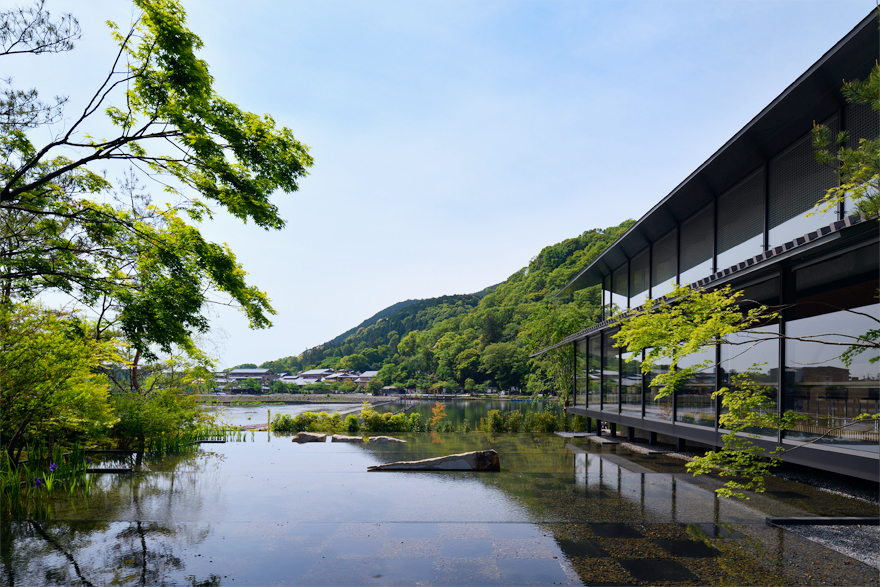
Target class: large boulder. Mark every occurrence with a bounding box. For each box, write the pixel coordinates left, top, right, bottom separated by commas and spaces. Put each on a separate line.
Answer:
367, 450, 500, 471
291, 432, 326, 443
330, 434, 364, 443
368, 436, 406, 443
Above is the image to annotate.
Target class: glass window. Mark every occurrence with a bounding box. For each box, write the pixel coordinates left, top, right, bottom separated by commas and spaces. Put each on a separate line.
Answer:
675, 347, 717, 427
621, 351, 643, 414
602, 330, 619, 411
784, 305, 879, 452
587, 335, 601, 408
645, 350, 673, 421
716, 168, 765, 271
629, 248, 650, 309
611, 263, 628, 314
575, 339, 587, 407
679, 203, 714, 286
602, 274, 613, 321
768, 115, 839, 247
651, 229, 677, 300
720, 324, 779, 436
783, 244, 880, 451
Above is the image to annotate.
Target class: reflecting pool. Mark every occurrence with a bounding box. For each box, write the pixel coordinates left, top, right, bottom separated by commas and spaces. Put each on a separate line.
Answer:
2, 433, 877, 586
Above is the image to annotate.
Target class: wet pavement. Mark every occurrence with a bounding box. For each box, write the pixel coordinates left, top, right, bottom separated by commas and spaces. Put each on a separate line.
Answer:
2, 432, 878, 586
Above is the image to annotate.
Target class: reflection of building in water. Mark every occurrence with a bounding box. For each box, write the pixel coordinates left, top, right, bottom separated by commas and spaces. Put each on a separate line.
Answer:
553, 10, 880, 482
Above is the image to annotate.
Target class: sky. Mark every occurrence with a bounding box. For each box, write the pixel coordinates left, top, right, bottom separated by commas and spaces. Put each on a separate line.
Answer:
7, 0, 877, 368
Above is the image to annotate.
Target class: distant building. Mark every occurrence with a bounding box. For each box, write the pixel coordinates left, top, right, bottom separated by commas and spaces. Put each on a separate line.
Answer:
298, 368, 335, 381
355, 370, 379, 388
227, 368, 277, 385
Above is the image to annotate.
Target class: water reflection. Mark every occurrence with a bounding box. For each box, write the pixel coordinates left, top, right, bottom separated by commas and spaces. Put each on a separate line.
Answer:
2, 434, 876, 586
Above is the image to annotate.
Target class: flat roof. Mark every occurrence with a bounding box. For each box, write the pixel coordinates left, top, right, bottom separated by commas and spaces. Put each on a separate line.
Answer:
558, 10, 878, 296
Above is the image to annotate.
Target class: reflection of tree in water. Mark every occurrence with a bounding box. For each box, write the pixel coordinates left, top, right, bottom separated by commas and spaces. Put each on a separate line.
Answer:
1, 450, 224, 586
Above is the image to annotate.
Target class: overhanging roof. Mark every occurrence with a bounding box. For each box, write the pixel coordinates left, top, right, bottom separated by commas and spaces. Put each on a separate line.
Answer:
558, 10, 879, 297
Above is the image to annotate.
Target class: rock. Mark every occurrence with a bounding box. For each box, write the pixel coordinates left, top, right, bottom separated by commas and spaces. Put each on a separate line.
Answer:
368, 436, 406, 443
330, 434, 364, 443
291, 432, 326, 443
367, 450, 500, 471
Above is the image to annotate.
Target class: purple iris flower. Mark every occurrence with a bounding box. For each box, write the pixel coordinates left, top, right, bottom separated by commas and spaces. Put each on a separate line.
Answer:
86, 458, 92, 464
33, 478, 42, 487
49, 463, 57, 472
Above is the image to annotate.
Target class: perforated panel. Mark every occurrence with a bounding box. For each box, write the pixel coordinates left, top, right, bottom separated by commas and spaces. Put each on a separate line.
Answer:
651, 229, 677, 289
717, 168, 764, 253
845, 102, 879, 147
768, 114, 839, 230
680, 203, 713, 273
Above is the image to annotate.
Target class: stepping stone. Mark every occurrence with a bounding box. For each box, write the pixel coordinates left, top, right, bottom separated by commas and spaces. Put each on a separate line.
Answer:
292, 432, 326, 443
617, 559, 699, 582
654, 539, 719, 557
589, 523, 643, 539
367, 450, 500, 471
558, 538, 609, 558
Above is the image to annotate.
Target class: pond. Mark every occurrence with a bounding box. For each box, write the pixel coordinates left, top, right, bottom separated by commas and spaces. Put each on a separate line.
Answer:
2, 430, 877, 586
206, 398, 559, 428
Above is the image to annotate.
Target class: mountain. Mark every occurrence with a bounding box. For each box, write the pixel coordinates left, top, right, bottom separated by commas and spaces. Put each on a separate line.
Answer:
259, 219, 634, 389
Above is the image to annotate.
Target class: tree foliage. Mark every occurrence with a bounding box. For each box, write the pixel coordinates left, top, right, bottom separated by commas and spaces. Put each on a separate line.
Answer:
0, 302, 118, 465
0, 0, 313, 360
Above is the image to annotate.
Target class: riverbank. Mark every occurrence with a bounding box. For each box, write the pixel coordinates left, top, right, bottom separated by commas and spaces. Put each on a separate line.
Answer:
197, 393, 542, 405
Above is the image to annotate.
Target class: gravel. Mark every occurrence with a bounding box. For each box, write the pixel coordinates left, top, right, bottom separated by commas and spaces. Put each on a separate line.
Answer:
781, 524, 880, 570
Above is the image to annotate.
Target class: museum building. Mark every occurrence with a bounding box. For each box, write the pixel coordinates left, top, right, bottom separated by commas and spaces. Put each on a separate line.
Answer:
556, 11, 879, 481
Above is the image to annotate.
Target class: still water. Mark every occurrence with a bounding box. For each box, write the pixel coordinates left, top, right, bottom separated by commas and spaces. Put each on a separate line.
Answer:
3, 428, 878, 586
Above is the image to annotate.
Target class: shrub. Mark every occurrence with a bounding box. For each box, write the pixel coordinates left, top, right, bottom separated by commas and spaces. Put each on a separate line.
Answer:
532, 410, 559, 433
486, 410, 506, 433
505, 411, 523, 433
571, 415, 588, 432
271, 411, 345, 433
344, 414, 360, 434
407, 412, 426, 433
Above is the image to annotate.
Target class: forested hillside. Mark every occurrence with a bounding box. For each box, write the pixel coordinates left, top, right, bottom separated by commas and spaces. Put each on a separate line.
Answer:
257, 220, 634, 393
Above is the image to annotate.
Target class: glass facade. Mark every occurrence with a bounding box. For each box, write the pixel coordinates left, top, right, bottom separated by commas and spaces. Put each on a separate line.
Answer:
716, 169, 765, 271
621, 351, 643, 414
587, 336, 602, 408
611, 263, 628, 314
720, 324, 779, 436
783, 244, 880, 451
785, 306, 879, 451
575, 339, 587, 407
645, 351, 673, 421
602, 330, 619, 411
602, 275, 613, 320
675, 347, 717, 427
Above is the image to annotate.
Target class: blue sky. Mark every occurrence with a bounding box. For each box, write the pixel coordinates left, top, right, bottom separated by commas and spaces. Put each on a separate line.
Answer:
10, 0, 876, 367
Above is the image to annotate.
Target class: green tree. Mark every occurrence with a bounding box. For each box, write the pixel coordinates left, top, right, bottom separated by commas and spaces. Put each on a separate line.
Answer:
453, 348, 481, 384
479, 342, 528, 391
0, 0, 312, 361
0, 302, 118, 466
366, 377, 384, 395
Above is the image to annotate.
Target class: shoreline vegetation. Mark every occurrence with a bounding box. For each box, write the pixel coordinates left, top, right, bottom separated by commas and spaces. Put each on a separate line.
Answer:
196, 393, 541, 405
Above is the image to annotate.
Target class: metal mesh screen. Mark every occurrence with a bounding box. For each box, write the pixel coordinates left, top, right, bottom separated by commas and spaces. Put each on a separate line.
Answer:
651, 229, 677, 292
845, 102, 879, 147
629, 248, 649, 299
717, 168, 764, 253
679, 203, 713, 273
768, 114, 839, 230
